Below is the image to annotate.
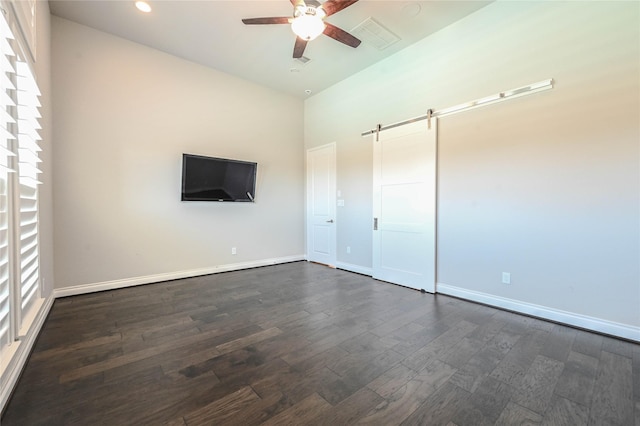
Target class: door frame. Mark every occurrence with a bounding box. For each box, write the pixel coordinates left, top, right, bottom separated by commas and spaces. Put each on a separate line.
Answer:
306, 142, 337, 267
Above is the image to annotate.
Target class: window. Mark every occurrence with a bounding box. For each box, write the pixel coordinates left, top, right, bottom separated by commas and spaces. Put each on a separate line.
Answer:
0, 7, 42, 366
0, 11, 15, 361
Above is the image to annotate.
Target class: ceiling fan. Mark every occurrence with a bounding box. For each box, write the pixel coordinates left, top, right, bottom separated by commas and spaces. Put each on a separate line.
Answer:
242, 0, 362, 59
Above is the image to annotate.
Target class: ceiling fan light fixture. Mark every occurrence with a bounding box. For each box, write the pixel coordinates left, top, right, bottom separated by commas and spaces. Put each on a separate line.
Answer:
291, 15, 325, 40
291, 6, 326, 41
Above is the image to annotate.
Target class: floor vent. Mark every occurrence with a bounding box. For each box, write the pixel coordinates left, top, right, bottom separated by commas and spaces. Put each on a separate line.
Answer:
351, 17, 400, 50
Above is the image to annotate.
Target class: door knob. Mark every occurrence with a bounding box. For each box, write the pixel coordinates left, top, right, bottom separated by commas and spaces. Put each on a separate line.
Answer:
326, 219, 334, 223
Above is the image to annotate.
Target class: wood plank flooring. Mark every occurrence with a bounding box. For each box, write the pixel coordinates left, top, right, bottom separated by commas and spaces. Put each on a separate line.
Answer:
2, 261, 639, 425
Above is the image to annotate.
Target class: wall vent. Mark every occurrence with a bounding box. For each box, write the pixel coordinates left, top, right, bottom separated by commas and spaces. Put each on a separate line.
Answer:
351, 17, 400, 50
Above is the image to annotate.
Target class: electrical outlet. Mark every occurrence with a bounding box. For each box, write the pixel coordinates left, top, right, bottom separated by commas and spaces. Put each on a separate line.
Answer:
346, 246, 351, 254
502, 272, 511, 284
231, 247, 237, 255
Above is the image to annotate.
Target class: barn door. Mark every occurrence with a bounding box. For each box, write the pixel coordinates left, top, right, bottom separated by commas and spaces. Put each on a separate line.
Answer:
372, 120, 437, 292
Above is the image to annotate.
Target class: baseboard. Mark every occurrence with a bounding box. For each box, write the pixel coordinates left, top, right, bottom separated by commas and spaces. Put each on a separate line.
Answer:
437, 283, 640, 343
0, 295, 55, 413
53, 255, 306, 298
335, 262, 373, 277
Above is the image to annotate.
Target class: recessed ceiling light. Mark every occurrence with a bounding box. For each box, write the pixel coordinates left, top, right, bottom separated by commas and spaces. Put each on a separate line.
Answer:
401, 2, 422, 17
135, 1, 151, 13
304, 89, 312, 95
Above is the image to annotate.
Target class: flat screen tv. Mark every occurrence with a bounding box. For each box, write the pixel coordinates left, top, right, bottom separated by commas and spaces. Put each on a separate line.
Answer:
181, 154, 257, 202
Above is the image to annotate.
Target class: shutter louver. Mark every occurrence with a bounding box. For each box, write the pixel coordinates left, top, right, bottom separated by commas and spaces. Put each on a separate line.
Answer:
0, 12, 15, 354
15, 61, 40, 319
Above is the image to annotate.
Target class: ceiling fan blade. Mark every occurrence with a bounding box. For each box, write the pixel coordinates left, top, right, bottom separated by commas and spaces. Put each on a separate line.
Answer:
323, 22, 361, 48
293, 37, 308, 58
321, 0, 359, 17
242, 17, 291, 25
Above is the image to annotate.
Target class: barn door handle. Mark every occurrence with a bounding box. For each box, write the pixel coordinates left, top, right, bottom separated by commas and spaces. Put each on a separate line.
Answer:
373, 217, 378, 230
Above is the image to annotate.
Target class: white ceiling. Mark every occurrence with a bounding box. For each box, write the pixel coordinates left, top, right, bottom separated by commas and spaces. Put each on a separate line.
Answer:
48, 0, 492, 98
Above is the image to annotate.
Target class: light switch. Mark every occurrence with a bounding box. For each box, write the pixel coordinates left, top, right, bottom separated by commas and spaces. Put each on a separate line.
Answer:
337, 199, 345, 207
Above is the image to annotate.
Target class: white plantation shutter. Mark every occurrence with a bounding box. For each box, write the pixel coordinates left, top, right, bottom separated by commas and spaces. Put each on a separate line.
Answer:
0, 177, 9, 351
0, 12, 16, 355
0, 8, 43, 362
15, 60, 40, 320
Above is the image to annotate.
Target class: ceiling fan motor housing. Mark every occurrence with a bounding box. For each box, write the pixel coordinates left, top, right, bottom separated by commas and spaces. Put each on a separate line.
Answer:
293, 4, 326, 19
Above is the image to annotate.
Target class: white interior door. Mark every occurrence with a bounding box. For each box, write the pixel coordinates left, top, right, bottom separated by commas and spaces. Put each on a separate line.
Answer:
373, 119, 437, 292
306, 143, 336, 267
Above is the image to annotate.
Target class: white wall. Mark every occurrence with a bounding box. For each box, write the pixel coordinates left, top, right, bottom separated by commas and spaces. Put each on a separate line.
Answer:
52, 17, 305, 290
305, 1, 640, 338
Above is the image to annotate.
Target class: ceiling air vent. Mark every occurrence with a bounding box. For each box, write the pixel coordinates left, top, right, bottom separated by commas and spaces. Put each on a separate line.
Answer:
294, 56, 312, 65
351, 17, 400, 50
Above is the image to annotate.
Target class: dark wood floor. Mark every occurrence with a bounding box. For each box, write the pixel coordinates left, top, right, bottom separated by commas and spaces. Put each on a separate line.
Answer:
2, 261, 639, 425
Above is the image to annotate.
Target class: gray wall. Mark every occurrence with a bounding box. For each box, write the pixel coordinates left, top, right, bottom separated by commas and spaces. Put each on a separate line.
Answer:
52, 17, 305, 289
49, 2, 639, 338
304, 1, 640, 335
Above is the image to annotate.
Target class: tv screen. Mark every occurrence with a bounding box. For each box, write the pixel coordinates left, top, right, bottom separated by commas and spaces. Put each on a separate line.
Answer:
181, 154, 257, 202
